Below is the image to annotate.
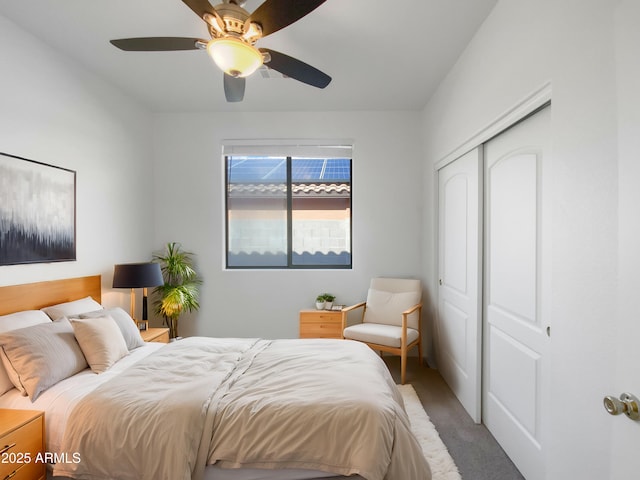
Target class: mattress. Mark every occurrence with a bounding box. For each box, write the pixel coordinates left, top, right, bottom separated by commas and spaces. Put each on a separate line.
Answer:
1, 342, 363, 480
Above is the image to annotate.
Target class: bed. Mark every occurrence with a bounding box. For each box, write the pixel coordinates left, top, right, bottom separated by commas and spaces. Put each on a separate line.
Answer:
0, 275, 431, 480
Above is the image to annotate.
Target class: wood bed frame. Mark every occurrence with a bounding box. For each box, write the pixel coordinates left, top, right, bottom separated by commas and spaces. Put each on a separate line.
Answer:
0, 275, 101, 316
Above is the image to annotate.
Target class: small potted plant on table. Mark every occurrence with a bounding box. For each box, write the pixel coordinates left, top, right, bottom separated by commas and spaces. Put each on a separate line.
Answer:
322, 293, 336, 310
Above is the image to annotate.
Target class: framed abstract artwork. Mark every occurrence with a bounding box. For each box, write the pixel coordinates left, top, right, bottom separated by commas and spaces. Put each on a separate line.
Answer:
0, 152, 76, 265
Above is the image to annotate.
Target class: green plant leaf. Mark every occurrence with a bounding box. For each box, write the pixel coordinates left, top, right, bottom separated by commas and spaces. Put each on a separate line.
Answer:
152, 242, 201, 337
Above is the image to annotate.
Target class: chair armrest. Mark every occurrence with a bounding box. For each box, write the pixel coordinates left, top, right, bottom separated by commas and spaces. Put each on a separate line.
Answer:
401, 302, 423, 335
342, 301, 366, 313
341, 302, 366, 332
402, 302, 423, 316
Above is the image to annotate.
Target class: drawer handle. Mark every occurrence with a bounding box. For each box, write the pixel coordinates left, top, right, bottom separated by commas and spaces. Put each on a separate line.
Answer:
0, 443, 16, 455
4, 469, 18, 480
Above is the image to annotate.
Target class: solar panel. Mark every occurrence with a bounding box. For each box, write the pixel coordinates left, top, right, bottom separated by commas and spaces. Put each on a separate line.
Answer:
322, 159, 351, 181
292, 159, 323, 181
227, 157, 286, 182
227, 157, 351, 183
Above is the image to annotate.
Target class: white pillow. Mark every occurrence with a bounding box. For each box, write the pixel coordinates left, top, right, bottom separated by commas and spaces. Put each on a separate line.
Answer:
79, 307, 144, 350
0, 318, 88, 401
364, 288, 421, 329
70, 316, 129, 374
0, 311, 52, 395
41, 296, 103, 320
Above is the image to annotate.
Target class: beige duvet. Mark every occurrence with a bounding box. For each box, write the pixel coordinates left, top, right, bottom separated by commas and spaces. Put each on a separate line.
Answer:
54, 337, 431, 480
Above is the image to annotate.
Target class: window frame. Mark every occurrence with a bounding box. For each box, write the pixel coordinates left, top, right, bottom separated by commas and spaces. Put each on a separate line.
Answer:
224, 154, 352, 270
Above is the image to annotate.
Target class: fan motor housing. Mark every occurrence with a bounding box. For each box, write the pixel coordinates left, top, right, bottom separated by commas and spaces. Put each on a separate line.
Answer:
213, 2, 249, 35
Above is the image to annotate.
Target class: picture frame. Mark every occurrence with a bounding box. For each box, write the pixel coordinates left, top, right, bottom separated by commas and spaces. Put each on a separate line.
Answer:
137, 320, 149, 331
0, 152, 76, 266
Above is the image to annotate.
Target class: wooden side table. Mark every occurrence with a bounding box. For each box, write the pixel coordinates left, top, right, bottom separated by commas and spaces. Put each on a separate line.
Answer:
0, 409, 45, 480
141, 327, 170, 343
299, 309, 344, 339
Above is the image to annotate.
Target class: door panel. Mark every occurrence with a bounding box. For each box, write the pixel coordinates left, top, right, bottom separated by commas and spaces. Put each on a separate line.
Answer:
437, 147, 482, 423
611, 4, 640, 477
488, 325, 540, 436
441, 300, 468, 368
443, 175, 469, 293
483, 107, 550, 480
487, 153, 538, 322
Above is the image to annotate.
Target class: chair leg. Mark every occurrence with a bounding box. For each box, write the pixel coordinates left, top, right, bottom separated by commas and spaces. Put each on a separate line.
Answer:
418, 341, 423, 366
400, 354, 406, 385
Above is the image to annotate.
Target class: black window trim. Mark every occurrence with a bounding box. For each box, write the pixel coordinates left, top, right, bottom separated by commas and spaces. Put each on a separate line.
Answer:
224, 155, 352, 270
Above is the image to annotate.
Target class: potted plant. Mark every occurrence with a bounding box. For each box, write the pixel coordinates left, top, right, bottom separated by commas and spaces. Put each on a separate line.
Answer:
315, 295, 326, 310
152, 242, 202, 339
322, 293, 336, 310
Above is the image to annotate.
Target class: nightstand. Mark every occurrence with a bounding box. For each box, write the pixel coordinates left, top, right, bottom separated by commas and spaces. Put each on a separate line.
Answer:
141, 327, 170, 343
0, 409, 45, 480
299, 309, 344, 339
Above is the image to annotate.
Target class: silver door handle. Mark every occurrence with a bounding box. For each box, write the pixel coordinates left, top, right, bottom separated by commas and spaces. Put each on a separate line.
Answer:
603, 393, 640, 420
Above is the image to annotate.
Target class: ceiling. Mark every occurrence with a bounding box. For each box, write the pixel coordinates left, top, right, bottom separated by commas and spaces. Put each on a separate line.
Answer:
0, 0, 497, 113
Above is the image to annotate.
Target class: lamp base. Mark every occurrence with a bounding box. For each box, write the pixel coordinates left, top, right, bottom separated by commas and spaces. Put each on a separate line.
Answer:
128, 288, 149, 322
142, 287, 149, 320
129, 288, 136, 320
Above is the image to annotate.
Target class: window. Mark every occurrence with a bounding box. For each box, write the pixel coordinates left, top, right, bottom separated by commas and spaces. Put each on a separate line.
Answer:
224, 144, 352, 269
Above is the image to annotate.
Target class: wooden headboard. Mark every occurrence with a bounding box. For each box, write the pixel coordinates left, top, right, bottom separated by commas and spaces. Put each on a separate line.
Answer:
0, 275, 102, 316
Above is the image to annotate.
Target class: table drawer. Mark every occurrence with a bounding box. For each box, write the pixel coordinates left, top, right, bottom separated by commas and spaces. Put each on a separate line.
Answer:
0, 415, 44, 480
141, 328, 170, 344
3, 460, 45, 480
299, 312, 341, 323
149, 330, 170, 343
299, 310, 343, 338
300, 323, 342, 338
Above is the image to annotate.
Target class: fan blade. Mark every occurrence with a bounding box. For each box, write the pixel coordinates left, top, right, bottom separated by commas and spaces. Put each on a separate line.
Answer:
246, 0, 327, 37
260, 48, 331, 88
182, 0, 215, 19
224, 74, 246, 102
110, 37, 203, 51
182, 0, 225, 32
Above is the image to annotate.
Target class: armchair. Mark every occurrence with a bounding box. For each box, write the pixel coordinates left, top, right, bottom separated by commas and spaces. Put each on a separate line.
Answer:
342, 278, 423, 384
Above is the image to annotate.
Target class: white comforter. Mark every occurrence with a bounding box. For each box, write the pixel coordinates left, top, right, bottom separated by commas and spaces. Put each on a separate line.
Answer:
53, 337, 431, 480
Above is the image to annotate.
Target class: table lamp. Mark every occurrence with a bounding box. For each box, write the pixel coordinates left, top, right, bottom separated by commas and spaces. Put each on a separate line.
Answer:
112, 262, 164, 320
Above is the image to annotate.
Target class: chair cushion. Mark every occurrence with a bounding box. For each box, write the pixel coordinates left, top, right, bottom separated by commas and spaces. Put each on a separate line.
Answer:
370, 278, 421, 294
364, 289, 421, 329
343, 323, 419, 348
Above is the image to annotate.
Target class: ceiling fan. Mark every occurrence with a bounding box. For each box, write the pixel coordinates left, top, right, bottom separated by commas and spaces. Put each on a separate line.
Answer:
110, 0, 331, 102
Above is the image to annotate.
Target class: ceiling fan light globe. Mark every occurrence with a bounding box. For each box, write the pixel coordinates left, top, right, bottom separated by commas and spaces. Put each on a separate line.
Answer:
206, 37, 263, 78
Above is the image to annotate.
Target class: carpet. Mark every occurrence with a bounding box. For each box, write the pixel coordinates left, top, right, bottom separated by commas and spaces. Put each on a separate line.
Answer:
398, 384, 462, 480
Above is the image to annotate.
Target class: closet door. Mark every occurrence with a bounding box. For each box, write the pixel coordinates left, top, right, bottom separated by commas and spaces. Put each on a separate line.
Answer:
436, 147, 482, 423
483, 106, 551, 480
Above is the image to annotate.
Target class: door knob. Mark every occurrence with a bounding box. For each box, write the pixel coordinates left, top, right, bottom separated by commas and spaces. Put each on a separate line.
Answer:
603, 393, 640, 420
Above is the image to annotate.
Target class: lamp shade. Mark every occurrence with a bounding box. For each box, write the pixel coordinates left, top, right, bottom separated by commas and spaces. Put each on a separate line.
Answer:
206, 37, 263, 78
112, 263, 164, 288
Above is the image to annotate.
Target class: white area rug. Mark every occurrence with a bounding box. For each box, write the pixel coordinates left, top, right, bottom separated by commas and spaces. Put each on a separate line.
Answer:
398, 384, 462, 480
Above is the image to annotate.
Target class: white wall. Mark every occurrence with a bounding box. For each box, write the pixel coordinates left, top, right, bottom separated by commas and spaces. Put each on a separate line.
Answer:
0, 14, 155, 313
421, 0, 623, 478
152, 111, 424, 339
